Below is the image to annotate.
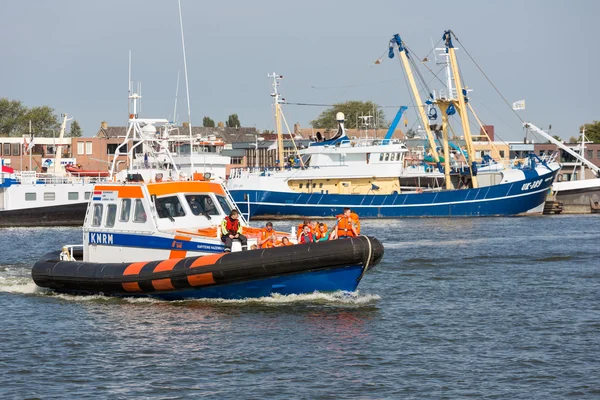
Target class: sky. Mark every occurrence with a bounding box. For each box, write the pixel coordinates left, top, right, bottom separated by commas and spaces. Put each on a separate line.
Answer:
1, 0, 598, 142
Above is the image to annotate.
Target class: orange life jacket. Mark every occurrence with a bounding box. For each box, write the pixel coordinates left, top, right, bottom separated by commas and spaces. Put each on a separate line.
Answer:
260, 228, 276, 248
224, 216, 240, 235
336, 213, 360, 237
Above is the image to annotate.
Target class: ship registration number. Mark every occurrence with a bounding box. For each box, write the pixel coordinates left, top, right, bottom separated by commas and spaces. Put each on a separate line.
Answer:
521, 179, 543, 191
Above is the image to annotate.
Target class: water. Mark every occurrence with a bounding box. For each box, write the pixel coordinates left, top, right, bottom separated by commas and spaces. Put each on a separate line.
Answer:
1, 216, 599, 399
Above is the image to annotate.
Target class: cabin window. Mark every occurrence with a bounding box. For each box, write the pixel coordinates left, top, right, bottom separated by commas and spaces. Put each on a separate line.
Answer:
11, 143, 20, 156
156, 195, 186, 219
312, 183, 316, 189
92, 204, 103, 227
499, 150, 505, 158
216, 196, 232, 215
384, 153, 390, 162
379, 153, 384, 161
68, 192, 79, 201
133, 199, 147, 223
25, 193, 36, 201
299, 183, 303, 189
119, 199, 131, 222
105, 204, 117, 228
3, 143, 10, 156
84, 192, 91, 200
319, 183, 323, 188
44, 192, 56, 201
185, 194, 219, 217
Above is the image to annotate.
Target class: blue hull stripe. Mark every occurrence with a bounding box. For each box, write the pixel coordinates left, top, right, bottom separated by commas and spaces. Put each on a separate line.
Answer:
87, 232, 224, 253
230, 170, 556, 218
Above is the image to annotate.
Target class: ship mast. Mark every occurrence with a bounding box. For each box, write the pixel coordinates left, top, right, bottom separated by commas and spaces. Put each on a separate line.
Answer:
269, 72, 284, 168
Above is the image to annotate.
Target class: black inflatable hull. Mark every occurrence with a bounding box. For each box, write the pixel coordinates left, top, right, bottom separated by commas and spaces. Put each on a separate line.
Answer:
32, 236, 384, 300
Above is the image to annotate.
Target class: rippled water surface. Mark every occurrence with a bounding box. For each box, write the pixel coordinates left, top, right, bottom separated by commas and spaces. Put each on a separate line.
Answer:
1, 216, 599, 399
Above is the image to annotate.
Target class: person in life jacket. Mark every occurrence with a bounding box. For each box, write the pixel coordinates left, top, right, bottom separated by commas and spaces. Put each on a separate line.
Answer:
220, 209, 247, 252
317, 223, 330, 242
277, 237, 293, 246
258, 222, 277, 249
299, 224, 316, 244
330, 207, 360, 239
297, 219, 311, 241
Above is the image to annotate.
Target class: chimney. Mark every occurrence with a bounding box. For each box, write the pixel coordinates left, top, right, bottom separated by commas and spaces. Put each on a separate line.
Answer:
480, 125, 494, 141
101, 121, 108, 129
218, 121, 225, 128
182, 122, 190, 128
294, 123, 300, 134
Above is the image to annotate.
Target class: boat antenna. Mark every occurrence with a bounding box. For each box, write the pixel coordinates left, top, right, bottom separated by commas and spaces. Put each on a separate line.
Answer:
173, 70, 180, 124
268, 72, 284, 168
128, 50, 132, 116
178, 0, 193, 174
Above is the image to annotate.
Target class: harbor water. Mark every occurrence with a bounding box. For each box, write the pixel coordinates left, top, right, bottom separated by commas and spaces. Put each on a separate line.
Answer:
1, 215, 599, 399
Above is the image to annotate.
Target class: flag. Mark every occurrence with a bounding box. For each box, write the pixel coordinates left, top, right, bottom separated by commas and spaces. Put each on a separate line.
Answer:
267, 141, 278, 151
512, 100, 526, 111
26, 135, 35, 153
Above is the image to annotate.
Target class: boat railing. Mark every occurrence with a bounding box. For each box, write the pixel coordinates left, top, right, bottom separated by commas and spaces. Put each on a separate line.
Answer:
60, 244, 83, 261
15, 172, 106, 185
308, 137, 405, 148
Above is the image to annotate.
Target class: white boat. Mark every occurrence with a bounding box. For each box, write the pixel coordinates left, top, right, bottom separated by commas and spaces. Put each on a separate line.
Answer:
0, 114, 107, 227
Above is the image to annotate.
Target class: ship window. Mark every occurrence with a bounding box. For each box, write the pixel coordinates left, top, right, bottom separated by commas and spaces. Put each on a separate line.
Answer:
384, 153, 390, 161
379, 153, 384, 161
299, 183, 303, 189
92, 204, 103, 227
133, 199, 147, 223
25, 193, 36, 201
68, 192, 79, 201
84, 192, 91, 200
44, 192, 56, 201
312, 183, 316, 189
3, 143, 10, 156
499, 150, 505, 158
156, 195, 186, 219
119, 199, 131, 222
319, 183, 323, 188
216, 195, 232, 215
105, 204, 117, 228
184, 194, 220, 217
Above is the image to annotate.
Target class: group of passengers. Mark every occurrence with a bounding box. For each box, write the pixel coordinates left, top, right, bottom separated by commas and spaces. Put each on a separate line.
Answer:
219, 208, 360, 252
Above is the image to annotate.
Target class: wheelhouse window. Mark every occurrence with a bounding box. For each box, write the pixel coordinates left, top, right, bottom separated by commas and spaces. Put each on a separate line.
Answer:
92, 204, 103, 227
105, 204, 117, 228
119, 199, 131, 222
216, 195, 232, 215
156, 195, 186, 219
185, 194, 219, 217
133, 199, 146, 223
25, 193, 36, 201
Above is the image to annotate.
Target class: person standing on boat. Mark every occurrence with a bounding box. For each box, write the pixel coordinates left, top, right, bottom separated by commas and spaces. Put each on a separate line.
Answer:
299, 224, 316, 244
259, 222, 277, 249
330, 208, 360, 240
220, 210, 247, 252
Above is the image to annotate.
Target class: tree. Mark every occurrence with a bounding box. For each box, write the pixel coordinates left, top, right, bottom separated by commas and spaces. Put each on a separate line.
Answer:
310, 101, 386, 129
568, 136, 578, 143
69, 120, 83, 137
546, 134, 563, 144
405, 128, 417, 139
0, 98, 60, 137
203, 116, 215, 127
226, 114, 240, 128
580, 121, 600, 143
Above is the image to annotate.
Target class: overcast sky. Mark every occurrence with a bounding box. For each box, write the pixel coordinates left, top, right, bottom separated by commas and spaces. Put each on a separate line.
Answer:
1, 0, 598, 141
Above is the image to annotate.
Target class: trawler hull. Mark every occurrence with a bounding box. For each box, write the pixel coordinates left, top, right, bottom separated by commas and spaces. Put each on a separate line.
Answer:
32, 236, 383, 300
231, 169, 558, 218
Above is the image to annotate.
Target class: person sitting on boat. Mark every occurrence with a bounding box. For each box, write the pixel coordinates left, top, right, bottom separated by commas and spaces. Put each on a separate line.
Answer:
220, 210, 247, 252
278, 237, 292, 246
297, 219, 311, 241
299, 224, 316, 244
188, 196, 203, 216
259, 222, 277, 249
317, 223, 330, 242
330, 208, 360, 240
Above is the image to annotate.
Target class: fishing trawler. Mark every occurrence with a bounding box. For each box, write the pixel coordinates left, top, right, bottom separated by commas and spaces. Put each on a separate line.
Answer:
227, 32, 559, 218
31, 96, 383, 300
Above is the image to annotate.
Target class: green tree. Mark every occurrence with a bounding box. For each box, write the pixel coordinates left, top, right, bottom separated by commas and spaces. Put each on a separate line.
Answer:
310, 101, 386, 129
580, 121, 600, 143
405, 128, 417, 139
69, 120, 83, 137
226, 114, 241, 128
203, 116, 215, 127
568, 136, 578, 143
0, 98, 26, 136
547, 134, 563, 144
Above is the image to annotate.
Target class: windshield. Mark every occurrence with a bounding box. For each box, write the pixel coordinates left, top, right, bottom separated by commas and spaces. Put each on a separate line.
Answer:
185, 194, 220, 217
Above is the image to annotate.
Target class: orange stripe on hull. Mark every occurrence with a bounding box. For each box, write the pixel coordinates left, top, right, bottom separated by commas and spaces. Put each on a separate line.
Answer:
123, 262, 147, 276
122, 282, 142, 292
154, 258, 181, 272
152, 278, 175, 291
190, 253, 225, 268
168, 235, 191, 260
188, 273, 215, 287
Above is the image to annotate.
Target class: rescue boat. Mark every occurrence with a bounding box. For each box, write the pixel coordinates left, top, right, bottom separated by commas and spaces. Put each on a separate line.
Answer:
32, 179, 383, 299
